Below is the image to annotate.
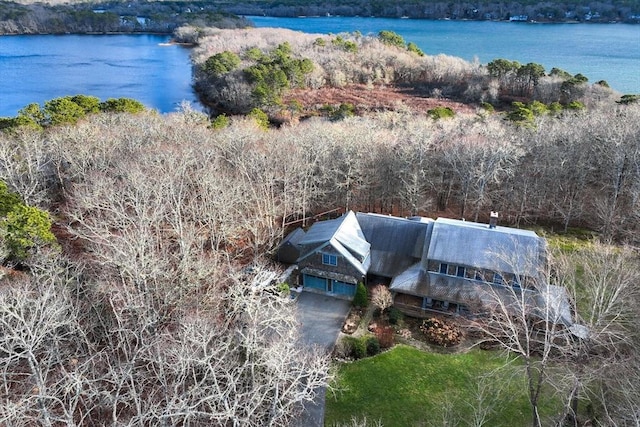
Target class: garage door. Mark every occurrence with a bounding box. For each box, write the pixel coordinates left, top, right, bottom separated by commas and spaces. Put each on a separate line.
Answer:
332, 280, 356, 297
303, 274, 327, 291
303, 275, 356, 297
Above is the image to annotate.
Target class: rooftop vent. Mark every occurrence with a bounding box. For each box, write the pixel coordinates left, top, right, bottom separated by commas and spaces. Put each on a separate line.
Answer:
489, 211, 499, 229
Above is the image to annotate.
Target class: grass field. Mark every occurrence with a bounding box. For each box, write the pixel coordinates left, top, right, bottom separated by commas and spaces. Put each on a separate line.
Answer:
325, 345, 561, 427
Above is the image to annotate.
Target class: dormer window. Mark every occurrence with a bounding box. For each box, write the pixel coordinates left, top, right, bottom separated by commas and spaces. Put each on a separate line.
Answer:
322, 253, 338, 266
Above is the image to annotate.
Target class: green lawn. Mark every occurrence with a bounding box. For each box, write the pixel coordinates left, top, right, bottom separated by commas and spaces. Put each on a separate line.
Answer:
325, 345, 560, 427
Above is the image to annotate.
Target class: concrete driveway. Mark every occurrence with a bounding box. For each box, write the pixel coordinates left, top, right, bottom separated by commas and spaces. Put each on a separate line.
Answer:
294, 291, 351, 427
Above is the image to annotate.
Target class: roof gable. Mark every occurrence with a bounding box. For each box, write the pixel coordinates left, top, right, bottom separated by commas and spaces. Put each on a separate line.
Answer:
298, 211, 370, 261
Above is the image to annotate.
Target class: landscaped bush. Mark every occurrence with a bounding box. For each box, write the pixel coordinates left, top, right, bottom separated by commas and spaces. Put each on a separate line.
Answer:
340, 335, 381, 359
420, 318, 462, 347
351, 336, 365, 359
388, 307, 403, 325
365, 335, 380, 356
352, 282, 368, 308
375, 325, 395, 349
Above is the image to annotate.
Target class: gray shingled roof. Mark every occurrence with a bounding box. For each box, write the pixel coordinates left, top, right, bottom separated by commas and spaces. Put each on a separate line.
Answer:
425, 218, 545, 278
277, 227, 306, 264
356, 213, 430, 278
298, 211, 370, 261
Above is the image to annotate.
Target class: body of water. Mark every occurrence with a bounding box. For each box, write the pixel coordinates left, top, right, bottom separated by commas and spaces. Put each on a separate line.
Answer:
1, 21, 638, 117
0, 34, 198, 117
250, 16, 640, 94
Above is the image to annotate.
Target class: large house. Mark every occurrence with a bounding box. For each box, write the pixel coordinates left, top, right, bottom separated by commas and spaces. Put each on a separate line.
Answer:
278, 211, 573, 325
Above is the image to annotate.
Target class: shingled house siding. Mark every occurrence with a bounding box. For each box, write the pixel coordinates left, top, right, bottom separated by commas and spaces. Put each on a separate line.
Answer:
298, 248, 364, 282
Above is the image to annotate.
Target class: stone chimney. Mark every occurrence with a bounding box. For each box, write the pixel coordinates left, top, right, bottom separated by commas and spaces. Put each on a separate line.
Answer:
489, 211, 499, 229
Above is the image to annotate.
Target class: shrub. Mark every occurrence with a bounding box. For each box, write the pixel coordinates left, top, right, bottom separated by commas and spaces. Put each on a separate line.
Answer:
331, 36, 358, 53
211, 113, 229, 129
1, 202, 56, 262
276, 282, 290, 295
44, 97, 87, 125
352, 282, 368, 308
548, 101, 563, 114
0, 181, 23, 217
506, 102, 534, 123
344, 336, 367, 359
99, 98, 145, 114
248, 108, 269, 129
528, 100, 548, 116
406, 42, 424, 56
365, 335, 380, 356
378, 30, 405, 49
244, 47, 264, 61
388, 307, 403, 325
566, 101, 586, 110
243, 42, 314, 106
480, 102, 494, 112
618, 94, 639, 105
427, 106, 455, 120
420, 318, 462, 347
313, 37, 326, 47
375, 326, 395, 349
322, 103, 356, 121
203, 51, 241, 77
340, 335, 380, 359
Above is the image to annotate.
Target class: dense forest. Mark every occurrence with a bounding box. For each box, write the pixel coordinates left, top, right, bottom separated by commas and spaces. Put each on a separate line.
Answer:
1, 23, 640, 426
1, 92, 640, 424
220, 0, 640, 22
6, 0, 640, 23
0, 1, 250, 34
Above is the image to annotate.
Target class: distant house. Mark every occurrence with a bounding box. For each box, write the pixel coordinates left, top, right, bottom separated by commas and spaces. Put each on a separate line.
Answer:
278, 211, 572, 325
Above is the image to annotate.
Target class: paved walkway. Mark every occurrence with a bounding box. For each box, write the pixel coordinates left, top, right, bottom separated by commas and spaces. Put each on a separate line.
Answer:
294, 291, 351, 427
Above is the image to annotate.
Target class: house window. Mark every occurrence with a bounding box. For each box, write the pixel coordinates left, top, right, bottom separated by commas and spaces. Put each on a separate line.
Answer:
456, 266, 465, 277
493, 273, 503, 285
439, 263, 448, 274
512, 275, 521, 288
322, 253, 338, 266
465, 268, 476, 279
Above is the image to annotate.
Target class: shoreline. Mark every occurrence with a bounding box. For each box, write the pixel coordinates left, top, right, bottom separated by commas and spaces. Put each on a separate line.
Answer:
0, 15, 636, 36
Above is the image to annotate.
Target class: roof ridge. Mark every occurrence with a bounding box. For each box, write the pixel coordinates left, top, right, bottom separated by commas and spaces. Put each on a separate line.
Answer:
334, 210, 355, 238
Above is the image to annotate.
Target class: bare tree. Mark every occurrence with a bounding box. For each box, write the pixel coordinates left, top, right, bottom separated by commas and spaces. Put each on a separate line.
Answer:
439, 119, 522, 220
0, 128, 56, 207
469, 243, 575, 427
371, 284, 393, 314
554, 243, 640, 426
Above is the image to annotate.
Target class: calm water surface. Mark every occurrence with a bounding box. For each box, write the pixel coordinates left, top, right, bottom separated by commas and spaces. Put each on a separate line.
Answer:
250, 16, 640, 94
0, 34, 198, 117
0, 20, 638, 117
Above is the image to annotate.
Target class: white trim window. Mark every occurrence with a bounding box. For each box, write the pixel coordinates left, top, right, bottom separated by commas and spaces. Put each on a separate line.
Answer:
322, 253, 338, 266
493, 273, 503, 286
